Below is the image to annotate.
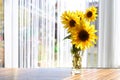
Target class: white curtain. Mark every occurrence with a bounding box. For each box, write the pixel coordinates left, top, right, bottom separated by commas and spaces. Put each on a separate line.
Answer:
4, 0, 39, 68
113, 0, 120, 67
98, 0, 120, 68
5, 0, 88, 68
39, 0, 56, 67
98, 0, 114, 67
5, 0, 19, 67
19, 0, 39, 68
39, 0, 88, 68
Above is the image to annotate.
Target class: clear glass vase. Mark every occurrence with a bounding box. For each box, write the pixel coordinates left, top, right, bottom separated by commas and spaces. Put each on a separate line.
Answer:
72, 51, 82, 75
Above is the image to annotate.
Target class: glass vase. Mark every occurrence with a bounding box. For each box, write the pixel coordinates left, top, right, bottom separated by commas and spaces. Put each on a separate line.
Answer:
72, 51, 82, 75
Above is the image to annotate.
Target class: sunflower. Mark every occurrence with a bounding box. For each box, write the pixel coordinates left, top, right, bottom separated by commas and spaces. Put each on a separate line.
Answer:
75, 10, 86, 26
71, 22, 98, 50
75, 11, 84, 20
61, 11, 79, 32
84, 6, 97, 22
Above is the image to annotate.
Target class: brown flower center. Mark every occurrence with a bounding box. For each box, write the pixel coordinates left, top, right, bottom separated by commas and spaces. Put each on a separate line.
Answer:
87, 11, 92, 18
69, 19, 76, 27
78, 30, 89, 41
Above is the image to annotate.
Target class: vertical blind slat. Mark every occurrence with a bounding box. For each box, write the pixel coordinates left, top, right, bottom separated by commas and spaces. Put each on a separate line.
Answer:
24, 0, 27, 68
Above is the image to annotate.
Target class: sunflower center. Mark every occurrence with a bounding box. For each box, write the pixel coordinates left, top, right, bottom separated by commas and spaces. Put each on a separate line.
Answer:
78, 30, 89, 41
69, 19, 76, 27
87, 11, 92, 18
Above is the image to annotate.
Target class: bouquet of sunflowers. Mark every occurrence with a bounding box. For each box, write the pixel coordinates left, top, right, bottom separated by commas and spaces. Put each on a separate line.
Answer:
61, 6, 98, 54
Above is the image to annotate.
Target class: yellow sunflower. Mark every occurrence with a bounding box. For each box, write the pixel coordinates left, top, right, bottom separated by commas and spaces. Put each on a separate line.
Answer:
61, 11, 79, 32
75, 11, 84, 20
75, 10, 86, 26
71, 22, 98, 50
84, 6, 97, 22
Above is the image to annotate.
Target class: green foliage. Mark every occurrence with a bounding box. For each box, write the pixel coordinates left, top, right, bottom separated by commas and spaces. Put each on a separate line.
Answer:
71, 45, 81, 54
64, 35, 71, 40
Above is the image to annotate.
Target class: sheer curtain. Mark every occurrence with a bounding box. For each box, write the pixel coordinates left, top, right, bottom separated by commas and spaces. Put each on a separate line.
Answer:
18, 0, 39, 68
5, 0, 88, 68
38, 0, 88, 68
113, 0, 120, 68
4, 0, 39, 68
5, 0, 19, 67
43, 0, 88, 68
39, 0, 56, 67
98, 0, 120, 68
18, 0, 88, 68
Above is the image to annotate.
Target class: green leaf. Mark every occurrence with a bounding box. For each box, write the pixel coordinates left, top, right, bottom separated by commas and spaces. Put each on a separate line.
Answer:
71, 45, 81, 54
64, 35, 71, 40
